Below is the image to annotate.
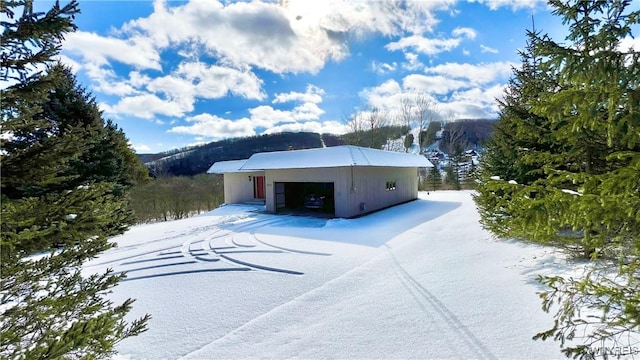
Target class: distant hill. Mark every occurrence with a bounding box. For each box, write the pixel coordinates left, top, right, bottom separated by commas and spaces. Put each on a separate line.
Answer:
142, 132, 335, 176
438, 119, 495, 154
139, 122, 494, 176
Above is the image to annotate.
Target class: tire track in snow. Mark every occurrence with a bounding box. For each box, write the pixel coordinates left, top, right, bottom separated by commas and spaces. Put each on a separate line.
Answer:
121, 268, 252, 282
178, 246, 392, 359
218, 254, 304, 275
219, 215, 294, 234
120, 260, 197, 273
85, 244, 182, 267
210, 233, 305, 275
384, 245, 497, 360
89, 221, 229, 268
230, 232, 256, 248
110, 214, 330, 280
120, 255, 184, 266
254, 234, 332, 256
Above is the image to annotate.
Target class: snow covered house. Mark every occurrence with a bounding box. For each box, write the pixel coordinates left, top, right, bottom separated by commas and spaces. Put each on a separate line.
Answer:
207, 145, 433, 218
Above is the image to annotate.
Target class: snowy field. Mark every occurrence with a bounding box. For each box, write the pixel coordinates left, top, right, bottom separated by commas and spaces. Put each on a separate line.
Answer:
85, 191, 572, 359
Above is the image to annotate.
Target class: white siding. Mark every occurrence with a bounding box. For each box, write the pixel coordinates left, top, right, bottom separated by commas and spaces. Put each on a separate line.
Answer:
223, 171, 264, 204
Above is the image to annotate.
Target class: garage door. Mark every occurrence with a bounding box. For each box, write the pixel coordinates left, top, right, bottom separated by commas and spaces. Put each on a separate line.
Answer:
274, 182, 335, 216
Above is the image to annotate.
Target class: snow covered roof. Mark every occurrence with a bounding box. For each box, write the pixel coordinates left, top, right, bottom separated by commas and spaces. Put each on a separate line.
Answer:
208, 145, 433, 173
207, 159, 253, 174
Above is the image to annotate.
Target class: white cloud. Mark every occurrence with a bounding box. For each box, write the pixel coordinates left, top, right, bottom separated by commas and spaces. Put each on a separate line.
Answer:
371, 61, 398, 74
273, 84, 324, 104
358, 79, 440, 119
359, 79, 404, 110
81, 63, 141, 97
54, 54, 82, 73
480, 44, 499, 54
58, 0, 467, 136
89, 61, 265, 119
619, 35, 640, 51
386, 35, 461, 55
58, 0, 530, 146
401, 52, 424, 71
263, 120, 348, 135
123, 0, 335, 74
105, 93, 193, 119
452, 27, 476, 39
249, 102, 325, 127
292, 102, 325, 120
168, 99, 327, 139
168, 113, 256, 139
451, 84, 505, 105
63, 31, 161, 70
441, 83, 506, 118
403, 74, 469, 94
469, 0, 547, 11
386, 25, 476, 58
66, 0, 457, 81
132, 144, 152, 153
249, 105, 298, 127
146, 75, 194, 99
150, 62, 266, 101
424, 62, 514, 84
129, 71, 152, 87
284, 0, 455, 39
358, 64, 511, 121
438, 101, 490, 119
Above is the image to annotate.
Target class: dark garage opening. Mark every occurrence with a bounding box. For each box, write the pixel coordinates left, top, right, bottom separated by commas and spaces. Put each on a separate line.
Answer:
275, 182, 335, 217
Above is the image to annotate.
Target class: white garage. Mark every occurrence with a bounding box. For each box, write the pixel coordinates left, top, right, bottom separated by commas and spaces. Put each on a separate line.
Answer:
208, 145, 433, 218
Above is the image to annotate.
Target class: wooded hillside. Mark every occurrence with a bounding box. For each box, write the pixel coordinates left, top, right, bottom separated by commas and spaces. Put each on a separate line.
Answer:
140, 121, 493, 176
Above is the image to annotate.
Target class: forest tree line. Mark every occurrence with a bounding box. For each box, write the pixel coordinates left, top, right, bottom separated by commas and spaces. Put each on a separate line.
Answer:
140, 120, 494, 177
129, 174, 224, 223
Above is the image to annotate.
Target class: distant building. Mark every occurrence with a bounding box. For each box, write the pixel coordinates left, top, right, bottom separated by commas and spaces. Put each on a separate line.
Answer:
208, 145, 433, 218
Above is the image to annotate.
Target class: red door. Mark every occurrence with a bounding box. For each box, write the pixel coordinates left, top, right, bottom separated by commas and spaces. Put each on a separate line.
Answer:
254, 176, 265, 199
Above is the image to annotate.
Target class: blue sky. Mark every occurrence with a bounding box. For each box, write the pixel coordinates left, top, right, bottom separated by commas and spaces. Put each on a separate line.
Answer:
51, 0, 578, 153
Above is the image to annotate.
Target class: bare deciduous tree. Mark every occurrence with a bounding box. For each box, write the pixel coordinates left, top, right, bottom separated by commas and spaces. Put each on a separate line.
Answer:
397, 96, 414, 128
365, 107, 389, 130
414, 94, 439, 148
344, 110, 365, 133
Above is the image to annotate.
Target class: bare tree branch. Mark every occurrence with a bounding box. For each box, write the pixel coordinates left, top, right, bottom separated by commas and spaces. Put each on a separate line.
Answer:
414, 94, 439, 148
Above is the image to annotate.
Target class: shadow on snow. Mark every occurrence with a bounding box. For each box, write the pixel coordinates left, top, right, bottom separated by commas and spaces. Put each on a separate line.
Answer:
215, 198, 462, 248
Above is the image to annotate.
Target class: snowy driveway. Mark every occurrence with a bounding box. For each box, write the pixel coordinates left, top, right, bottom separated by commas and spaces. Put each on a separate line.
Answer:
85, 191, 564, 359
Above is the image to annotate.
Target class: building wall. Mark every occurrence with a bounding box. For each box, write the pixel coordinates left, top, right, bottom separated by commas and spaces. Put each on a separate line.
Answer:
263, 166, 419, 218
264, 167, 351, 216
346, 166, 418, 217
223, 171, 265, 204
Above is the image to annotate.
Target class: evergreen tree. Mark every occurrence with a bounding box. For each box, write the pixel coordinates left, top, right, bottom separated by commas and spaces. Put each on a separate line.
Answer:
1, 1, 149, 358
38, 64, 149, 199
420, 121, 441, 147
474, 29, 561, 239
427, 165, 441, 191
444, 163, 460, 190
404, 133, 414, 151
475, 0, 639, 356
445, 144, 463, 190
464, 160, 478, 190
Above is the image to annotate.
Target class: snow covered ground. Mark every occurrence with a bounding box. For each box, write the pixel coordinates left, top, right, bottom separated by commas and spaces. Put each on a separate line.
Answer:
85, 191, 572, 359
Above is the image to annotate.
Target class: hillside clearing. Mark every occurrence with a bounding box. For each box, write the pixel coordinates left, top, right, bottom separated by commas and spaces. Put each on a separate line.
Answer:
85, 191, 568, 359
